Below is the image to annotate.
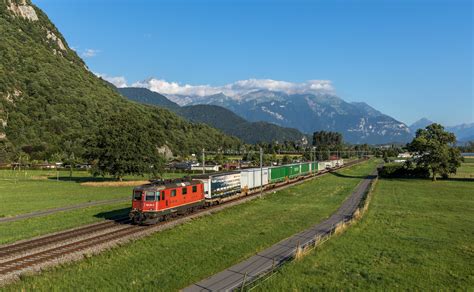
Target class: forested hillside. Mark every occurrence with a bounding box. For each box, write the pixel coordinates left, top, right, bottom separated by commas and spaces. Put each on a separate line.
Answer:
118, 87, 307, 144
0, 0, 240, 162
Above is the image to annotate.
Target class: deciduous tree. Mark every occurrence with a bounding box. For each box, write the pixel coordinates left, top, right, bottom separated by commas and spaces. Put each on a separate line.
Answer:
408, 123, 463, 181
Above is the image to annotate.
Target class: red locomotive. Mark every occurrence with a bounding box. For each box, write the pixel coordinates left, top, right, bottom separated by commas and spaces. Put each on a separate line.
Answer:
129, 179, 205, 224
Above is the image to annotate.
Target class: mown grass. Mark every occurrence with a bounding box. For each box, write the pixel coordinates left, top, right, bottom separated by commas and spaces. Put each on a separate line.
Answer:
454, 156, 474, 179
0, 202, 130, 245
256, 163, 474, 290
0, 169, 183, 217
5, 160, 378, 291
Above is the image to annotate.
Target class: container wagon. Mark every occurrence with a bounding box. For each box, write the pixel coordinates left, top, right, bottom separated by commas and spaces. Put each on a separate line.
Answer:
240, 167, 269, 194
300, 162, 311, 175
193, 171, 241, 204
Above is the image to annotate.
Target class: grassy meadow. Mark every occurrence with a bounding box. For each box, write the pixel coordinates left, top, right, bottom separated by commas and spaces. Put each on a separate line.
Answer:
0, 169, 183, 217
455, 156, 474, 179
255, 161, 474, 290
5, 160, 378, 291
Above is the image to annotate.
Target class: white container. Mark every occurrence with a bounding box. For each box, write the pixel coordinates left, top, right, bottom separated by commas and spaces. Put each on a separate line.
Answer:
240, 168, 269, 191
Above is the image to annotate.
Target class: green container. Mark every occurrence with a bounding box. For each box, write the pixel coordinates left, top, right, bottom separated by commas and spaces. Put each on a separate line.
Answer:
288, 164, 301, 178
311, 162, 318, 172
270, 165, 289, 182
301, 163, 310, 174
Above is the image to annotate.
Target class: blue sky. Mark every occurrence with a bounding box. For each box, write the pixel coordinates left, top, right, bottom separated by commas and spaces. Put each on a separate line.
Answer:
34, 0, 472, 126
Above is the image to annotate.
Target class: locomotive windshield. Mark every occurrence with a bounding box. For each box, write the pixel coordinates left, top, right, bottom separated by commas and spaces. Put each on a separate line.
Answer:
133, 191, 142, 201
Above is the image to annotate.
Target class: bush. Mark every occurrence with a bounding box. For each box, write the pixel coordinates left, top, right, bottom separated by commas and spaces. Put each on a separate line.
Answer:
379, 163, 430, 179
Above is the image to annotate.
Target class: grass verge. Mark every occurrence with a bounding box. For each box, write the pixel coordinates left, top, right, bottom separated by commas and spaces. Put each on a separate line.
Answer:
5, 160, 378, 291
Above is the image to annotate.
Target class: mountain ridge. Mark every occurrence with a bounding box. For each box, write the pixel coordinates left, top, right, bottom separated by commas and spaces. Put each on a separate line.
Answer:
117, 87, 307, 144
165, 90, 413, 144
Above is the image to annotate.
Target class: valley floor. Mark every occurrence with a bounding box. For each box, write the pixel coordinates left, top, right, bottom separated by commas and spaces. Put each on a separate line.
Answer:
3, 160, 378, 291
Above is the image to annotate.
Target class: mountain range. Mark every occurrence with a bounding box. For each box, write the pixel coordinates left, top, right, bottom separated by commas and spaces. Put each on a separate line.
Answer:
127, 85, 413, 144
409, 118, 474, 142
117, 87, 307, 144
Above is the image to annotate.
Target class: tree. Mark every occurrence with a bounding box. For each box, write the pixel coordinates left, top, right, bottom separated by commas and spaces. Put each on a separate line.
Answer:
312, 131, 343, 148
408, 123, 463, 181
84, 109, 166, 181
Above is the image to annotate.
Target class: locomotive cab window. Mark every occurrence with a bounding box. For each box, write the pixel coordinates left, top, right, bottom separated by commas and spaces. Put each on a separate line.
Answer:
145, 191, 155, 201
182, 187, 187, 195
171, 189, 176, 197
192, 186, 197, 193
133, 191, 142, 201
161, 191, 165, 200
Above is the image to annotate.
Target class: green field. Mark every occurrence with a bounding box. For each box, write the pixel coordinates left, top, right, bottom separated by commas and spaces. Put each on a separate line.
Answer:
0, 169, 183, 217
5, 160, 378, 291
256, 163, 474, 290
0, 202, 130, 245
455, 156, 474, 178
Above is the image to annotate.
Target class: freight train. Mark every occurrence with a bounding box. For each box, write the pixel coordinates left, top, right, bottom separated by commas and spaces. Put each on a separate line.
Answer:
129, 159, 344, 224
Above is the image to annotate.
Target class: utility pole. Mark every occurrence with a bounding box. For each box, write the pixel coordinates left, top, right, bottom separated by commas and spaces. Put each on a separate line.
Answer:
202, 148, 205, 174
260, 147, 263, 197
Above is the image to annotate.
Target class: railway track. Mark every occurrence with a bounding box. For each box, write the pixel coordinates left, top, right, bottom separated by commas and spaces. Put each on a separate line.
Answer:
0, 158, 367, 284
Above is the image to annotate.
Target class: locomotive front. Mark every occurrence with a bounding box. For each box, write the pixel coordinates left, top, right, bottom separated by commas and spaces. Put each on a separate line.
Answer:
129, 180, 205, 225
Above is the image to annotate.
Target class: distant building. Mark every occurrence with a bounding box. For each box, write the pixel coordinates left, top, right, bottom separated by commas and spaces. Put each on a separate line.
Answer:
397, 152, 412, 158
191, 165, 220, 172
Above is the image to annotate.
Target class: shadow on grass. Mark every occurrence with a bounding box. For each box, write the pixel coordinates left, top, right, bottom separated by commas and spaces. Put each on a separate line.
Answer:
379, 177, 474, 182
439, 177, 474, 182
328, 171, 369, 179
94, 207, 131, 223
47, 176, 143, 183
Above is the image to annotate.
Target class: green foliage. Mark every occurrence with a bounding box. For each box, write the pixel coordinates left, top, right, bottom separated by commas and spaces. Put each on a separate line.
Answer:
409, 123, 463, 180
379, 163, 430, 178
312, 131, 343, 147
0, 2, 240, 162
85, 109, 167, 180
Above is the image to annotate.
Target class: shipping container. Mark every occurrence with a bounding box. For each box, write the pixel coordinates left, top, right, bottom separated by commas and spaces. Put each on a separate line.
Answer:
288, 164, 302, 178
240, 167, 269, 192
269, 165, 288, 183
300, 162, 310, 174
193, 171, 241, 199
311, 162, 318, 173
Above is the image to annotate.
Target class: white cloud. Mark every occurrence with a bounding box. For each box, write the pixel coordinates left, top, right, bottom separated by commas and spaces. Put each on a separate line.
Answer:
132, 78, 334, 99
82, 48, 100, 58
95, 73, 128, 88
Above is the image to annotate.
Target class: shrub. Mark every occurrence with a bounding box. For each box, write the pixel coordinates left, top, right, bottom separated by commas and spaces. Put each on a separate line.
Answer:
379, 163, 430, 179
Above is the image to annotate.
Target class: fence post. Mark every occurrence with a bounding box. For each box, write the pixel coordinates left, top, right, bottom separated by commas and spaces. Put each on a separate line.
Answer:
240, 272, 248, 292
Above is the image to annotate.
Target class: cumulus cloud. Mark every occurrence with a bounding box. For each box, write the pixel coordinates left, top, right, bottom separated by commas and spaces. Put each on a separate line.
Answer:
81, 48, 100, 58
132, 78, 334, 98
95, 73, 128, 88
